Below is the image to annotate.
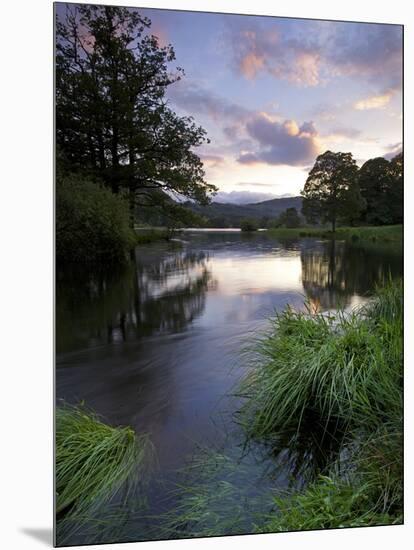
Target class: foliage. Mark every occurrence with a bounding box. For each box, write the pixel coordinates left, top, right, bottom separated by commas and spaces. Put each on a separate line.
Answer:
267, 224, 402, 243
186, 196, 303, 228
56, 172, 136, 264
302, 151, 363, 231
261, 475, 398, 532
277, 207, 301, 228
134, 188, 206, 229
56, 4, 217, 222
240, 218, 259, 232
240, 279, 402, 532
240, 279, 402, 437
358, 154, 403, 225
134, 227, 171, 244
56, 403, 152, 517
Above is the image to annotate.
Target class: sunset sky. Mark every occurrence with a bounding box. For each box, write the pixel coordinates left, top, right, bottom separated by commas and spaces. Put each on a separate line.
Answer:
143, 8, 402, 203
57, 4, 403, 204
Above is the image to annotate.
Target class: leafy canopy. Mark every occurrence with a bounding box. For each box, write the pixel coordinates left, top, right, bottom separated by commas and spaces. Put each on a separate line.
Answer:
301, 151, 363, 231
56, 4, 217, 209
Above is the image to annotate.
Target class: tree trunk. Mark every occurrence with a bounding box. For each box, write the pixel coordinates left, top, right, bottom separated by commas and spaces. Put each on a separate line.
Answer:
129, 189, 136, 229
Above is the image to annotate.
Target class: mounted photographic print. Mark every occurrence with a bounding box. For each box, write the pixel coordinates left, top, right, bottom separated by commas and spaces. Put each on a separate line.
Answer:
55, 1, 403, 546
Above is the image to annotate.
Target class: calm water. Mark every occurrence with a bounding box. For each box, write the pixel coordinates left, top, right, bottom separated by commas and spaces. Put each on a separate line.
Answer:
56, 232, 402, 542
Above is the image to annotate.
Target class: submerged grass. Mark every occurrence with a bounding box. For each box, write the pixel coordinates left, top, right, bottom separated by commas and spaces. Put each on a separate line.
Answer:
157, 449, 274, 540
240, 278, 403, 531
149, 280, 402, 539
56, 403, 153, 544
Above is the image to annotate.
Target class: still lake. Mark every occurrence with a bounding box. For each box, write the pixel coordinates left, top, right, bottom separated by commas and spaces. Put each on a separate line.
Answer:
56, 231, 402, 542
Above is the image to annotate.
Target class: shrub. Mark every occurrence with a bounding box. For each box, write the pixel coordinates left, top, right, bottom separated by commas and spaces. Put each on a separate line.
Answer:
240, 218, 258, 232
56, 173, 136, 264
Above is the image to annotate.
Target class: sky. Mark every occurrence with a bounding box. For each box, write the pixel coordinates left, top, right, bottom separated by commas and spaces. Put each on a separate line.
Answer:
141, 8, 402, 203
57, 4, 403, 204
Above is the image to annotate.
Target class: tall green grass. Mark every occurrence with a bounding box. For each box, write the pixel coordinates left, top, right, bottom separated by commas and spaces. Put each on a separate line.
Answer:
240, 278, 402, 531
240, 279, 402, 438
267, 224, 402, 243
56, 403, 153, 544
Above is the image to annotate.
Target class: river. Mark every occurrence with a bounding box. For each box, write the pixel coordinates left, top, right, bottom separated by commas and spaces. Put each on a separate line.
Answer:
56, 231, 402, 543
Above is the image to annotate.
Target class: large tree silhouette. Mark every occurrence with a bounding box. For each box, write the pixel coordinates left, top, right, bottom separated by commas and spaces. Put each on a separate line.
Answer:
56, 4, 216, 222
357, 153, 403, 225
301, 151, 362, 231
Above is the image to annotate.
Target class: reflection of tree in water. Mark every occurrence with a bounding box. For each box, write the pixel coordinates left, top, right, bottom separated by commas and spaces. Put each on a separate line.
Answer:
300, 240, 402, 311
131, 252, 215, 338
56, 251, 214, 353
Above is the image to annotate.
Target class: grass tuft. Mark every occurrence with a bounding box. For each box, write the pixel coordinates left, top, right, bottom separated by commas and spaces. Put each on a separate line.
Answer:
240, 278, 402, 531
56, 404, 153, 517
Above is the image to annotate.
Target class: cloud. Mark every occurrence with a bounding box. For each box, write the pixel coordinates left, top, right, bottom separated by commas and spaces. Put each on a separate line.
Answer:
311, 104, 338, 122
236, 182, 275, 188
226, 19, 402, 92
199, 154, 225, 167
353, 90, 395, 110
238, 152, 260, 165
327, 126, 361, 139
167, 81, 250, 122
238, 112, 321, 166
228, 23, 322, 86
327, 23, 402, 89
383, 142, 402, 160
213, 190, 279, 204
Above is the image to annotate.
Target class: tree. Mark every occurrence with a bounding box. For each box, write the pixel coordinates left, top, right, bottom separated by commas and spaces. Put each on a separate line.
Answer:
388, 153, 403, 224
240, 218, 258, 232
301, 151, 362, 231
358, 154, 403, 225
358, 157, 393, 225
279, 207, 301, 228
56, 4, 217, 224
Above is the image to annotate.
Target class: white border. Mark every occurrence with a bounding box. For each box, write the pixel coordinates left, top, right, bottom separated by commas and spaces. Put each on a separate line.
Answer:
1, 1, 412, 549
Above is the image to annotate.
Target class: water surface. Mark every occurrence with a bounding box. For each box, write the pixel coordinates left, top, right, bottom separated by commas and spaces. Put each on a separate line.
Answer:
56, 232, 402, 542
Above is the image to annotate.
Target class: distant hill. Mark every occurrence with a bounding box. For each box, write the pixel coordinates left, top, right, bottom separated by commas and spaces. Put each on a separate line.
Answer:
185, 196, 303, 227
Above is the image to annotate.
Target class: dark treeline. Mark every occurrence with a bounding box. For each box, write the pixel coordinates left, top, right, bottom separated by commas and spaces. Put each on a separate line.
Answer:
186, 149, 403, 231
302, 150, 403, 232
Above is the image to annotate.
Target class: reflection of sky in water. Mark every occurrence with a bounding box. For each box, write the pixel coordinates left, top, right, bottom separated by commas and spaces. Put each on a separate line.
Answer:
196, 251, 304, 328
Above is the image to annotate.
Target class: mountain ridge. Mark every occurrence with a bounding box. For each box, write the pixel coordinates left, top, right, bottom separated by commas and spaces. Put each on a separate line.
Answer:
185, 195, 303, 227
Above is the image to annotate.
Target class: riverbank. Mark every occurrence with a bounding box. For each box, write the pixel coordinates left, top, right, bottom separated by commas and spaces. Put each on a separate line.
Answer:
267, 224, 402, 243
241, 279, 402, 530
134, 227, 172, 244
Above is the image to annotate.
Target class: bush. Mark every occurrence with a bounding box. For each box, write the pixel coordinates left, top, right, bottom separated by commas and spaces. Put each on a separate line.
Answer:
56, 173, 136, 264
240, 218, 258, 232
